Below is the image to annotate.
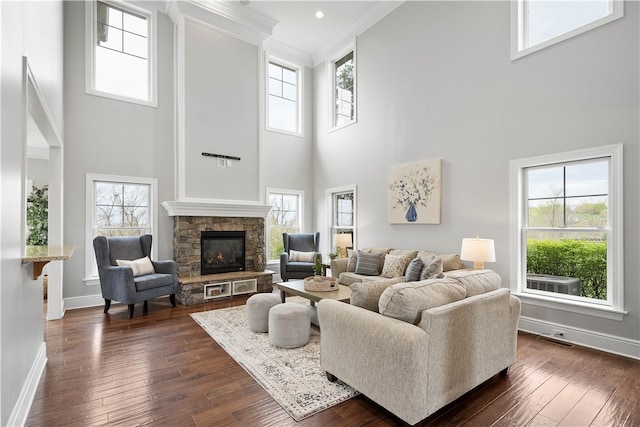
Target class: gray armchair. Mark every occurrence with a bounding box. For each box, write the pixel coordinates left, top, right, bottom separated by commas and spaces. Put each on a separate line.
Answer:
280, 232, 321, 281
93, 234, 178, 318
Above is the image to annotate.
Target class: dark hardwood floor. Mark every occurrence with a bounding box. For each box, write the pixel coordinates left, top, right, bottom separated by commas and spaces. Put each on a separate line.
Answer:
26, 292, 639, 427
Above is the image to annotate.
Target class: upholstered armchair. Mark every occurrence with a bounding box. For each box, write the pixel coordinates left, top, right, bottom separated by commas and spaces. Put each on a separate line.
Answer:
280, 232, 321, 282
93, 234, 178, 318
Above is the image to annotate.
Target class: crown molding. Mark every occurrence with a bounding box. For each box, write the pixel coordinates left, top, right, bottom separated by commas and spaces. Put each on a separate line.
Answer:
162, 199, 272, 218
312, 1, 405, 67
165, 0, 277, 46
263, 39, 313, 68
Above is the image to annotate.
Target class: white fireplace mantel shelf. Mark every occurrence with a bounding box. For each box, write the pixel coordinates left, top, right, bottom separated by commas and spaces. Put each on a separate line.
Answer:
162, 200, 272, 218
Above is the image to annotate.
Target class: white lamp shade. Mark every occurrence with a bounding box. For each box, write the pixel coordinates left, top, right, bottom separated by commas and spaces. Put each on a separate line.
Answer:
460, 237, 496, 263
334, 233, 353, 248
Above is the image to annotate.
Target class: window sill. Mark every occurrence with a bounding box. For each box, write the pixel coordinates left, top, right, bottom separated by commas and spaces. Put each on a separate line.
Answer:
327, 119, 357, 135
514, 292, 627, 321
266, 127, 303, 138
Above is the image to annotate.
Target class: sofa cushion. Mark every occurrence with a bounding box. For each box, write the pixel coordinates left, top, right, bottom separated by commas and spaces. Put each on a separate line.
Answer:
134, 273, 174, 291
339, 272, 385, 286
381, 254, 413, 278
346, 249, 358, 272
355, 251, 382, 275
447, 269, 501, 296
360, 247, 392, 274
350, 277, 406, 312
405, 257, 424, 282
416, 251, 463, 272
378, 278, 467, 324
116, 256, 155, 277
419, 256, 444, 280
289, 250, 314, 262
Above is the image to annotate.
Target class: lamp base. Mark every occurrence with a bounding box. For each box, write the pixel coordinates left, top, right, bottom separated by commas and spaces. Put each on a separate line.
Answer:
473, 261, 485, 270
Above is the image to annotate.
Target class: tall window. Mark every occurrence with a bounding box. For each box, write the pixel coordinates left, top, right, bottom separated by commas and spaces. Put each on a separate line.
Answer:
86, 1, 157, 106
86, 174, 157, 280
328, 186, 357, 255
510, 145, 623, 317
267, 58, 302, 135
267, 190, 303, 263
333, 50, 355, 128
512, 0, 623, 59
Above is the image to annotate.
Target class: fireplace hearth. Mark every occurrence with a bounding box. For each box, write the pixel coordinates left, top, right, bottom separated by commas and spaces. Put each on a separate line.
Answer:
201, 231, 246, 275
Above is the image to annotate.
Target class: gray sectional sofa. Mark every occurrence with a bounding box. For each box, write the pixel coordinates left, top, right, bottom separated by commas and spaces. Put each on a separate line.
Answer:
318, 269, 521, 426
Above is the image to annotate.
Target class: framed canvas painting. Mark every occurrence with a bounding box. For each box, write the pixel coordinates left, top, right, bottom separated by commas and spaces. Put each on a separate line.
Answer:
388, 158, 442, 224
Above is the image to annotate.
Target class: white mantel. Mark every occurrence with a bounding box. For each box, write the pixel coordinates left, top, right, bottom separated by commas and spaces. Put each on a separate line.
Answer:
162, 200, 272, 218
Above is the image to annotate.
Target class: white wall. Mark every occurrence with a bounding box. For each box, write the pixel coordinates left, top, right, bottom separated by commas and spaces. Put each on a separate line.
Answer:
0, 1, 64, 424
62, 1, 175, 303
313, 1, 639, 354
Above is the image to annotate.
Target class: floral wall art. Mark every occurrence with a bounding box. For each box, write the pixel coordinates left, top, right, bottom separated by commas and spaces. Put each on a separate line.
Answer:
388, 158, 442, 224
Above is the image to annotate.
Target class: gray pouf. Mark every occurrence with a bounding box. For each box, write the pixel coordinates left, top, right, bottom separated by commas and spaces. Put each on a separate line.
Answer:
246, 293, 281, 333
269, 303, 311, 348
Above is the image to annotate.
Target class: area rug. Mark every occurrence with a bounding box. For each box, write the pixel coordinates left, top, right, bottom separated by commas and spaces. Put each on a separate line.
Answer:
190, 298, 359, 421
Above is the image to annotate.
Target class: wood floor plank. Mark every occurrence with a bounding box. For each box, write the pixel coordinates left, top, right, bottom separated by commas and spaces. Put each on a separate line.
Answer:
25, 297, 639, 427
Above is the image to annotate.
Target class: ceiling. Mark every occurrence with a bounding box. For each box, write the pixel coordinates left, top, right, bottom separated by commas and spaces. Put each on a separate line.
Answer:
245, 1, 382, 55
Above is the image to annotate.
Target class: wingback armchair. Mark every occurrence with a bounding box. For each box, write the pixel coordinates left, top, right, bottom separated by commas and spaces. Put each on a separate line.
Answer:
280, 232, 321, 282
93, 234, 178, 318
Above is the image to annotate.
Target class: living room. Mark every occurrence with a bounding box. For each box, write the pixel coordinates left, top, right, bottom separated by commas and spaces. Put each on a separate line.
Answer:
1, 0, 638, 425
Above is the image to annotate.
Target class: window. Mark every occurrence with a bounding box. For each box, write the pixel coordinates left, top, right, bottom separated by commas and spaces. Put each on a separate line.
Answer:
86, 1, 157, 106
267, 57, 302, 135
85, 174, 157, 280
327, 186, 357, 256
333, 50, 356, 129
510, 145, 623, 319
512, 0, 623, 59
267, 190, 303, 263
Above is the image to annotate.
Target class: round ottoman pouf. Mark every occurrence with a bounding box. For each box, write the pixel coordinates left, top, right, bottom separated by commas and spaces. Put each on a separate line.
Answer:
246, 293, 281, 333
268, 303, 311, 348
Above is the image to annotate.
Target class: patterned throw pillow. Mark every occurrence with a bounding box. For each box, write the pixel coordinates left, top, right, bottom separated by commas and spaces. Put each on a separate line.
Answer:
355, 251, 381, 276
346, 249, 358, 272
405, 257, 424, 282
419, 256, 444, 280
381, 254, 412, 278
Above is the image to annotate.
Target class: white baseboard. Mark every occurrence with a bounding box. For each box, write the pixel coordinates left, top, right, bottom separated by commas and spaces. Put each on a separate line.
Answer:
7, 342, 47, 427
519, 316, 640, 360
63, 293, 107, 310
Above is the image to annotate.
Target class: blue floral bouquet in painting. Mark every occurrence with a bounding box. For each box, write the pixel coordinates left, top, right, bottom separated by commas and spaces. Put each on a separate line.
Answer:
389, 162, 439, 223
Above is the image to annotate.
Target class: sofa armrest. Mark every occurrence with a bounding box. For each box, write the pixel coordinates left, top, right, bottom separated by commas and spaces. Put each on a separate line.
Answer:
329, 258, 348, 278
318, 299, 430, 424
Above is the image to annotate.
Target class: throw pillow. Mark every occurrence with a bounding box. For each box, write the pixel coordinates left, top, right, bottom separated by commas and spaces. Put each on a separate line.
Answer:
355, 251, 381, 276
289, 250, 314, 262
405, 257, 424, 282
350, 277, 405, 312
378, 278, 467, 324
346, 249, 358, 272
116, 256, 155, 277
381, 254, 412, 278
419, 256, 443, 280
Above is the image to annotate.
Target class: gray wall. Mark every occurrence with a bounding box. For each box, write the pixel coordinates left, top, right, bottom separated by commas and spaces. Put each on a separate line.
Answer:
62, 1, 175, 300
313, 1, 639, 346
0, 1, 64, 424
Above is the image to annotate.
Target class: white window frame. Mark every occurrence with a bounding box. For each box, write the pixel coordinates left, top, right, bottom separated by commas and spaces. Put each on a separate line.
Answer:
266, 53, 303, 137
328, 42, 357, 132
509, 144, 625, 321
326, 185, 357, 253
84, 173, 158, 283
85, 0, 158, 107
266, 188, 304, 263
511, 0, 623, 60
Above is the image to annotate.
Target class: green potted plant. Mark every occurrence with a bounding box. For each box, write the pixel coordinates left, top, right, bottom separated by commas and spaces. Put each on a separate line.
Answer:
26, 185, 48, 246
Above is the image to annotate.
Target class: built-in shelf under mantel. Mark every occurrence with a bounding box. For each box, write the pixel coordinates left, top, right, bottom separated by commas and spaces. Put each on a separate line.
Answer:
22, 245, 75, 280
161, 200, 272, 218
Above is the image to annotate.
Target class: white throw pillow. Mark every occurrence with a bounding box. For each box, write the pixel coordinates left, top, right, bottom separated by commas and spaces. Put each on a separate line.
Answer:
290, 250, 314, 262
116, 256, 155, 276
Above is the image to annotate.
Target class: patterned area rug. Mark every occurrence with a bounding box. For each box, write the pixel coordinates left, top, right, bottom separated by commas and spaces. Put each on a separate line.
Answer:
190, 298, 359, 421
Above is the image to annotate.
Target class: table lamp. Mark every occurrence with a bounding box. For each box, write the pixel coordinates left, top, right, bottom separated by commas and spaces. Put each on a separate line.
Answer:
334, 233, 353, 258
460, 236, 495, 270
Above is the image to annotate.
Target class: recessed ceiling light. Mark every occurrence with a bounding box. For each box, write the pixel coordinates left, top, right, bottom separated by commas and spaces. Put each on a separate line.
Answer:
315, 10, 324, 19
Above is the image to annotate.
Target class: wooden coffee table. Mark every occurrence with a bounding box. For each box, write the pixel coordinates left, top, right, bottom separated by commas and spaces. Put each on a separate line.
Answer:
276, 279, 351, 325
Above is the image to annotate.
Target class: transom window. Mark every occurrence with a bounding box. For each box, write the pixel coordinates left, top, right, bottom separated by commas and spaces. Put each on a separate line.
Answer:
267, 190, 303, 263
267, 59, 301, 135
86, 1, 157, 106
510, 145, 624, 319
333, 50, 355, 129
512, 0, 623, 59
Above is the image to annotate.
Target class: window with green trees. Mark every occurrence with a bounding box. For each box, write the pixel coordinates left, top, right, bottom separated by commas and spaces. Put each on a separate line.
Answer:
267, 191, 302, 263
